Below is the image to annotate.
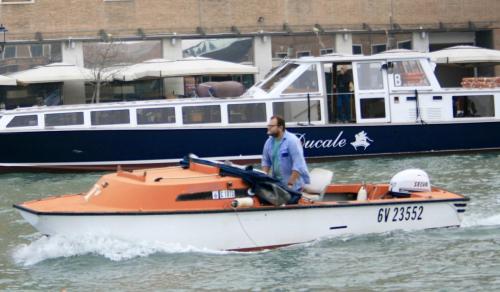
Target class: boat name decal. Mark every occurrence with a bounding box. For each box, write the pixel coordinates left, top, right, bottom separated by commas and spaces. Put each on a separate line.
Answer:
212, 189, 236, 200
295, 131, 374, 151
377, 206, 424, 223
296, 131, 347, 149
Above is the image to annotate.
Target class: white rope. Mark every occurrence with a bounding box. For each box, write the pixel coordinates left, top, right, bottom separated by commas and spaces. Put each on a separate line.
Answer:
232, 206, 258, 248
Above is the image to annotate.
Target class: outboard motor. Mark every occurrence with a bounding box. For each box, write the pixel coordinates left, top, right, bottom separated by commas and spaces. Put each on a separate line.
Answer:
389, 169, 431, 198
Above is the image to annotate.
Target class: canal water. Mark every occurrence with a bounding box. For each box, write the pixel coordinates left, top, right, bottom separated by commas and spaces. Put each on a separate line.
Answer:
1, 152, 499, 291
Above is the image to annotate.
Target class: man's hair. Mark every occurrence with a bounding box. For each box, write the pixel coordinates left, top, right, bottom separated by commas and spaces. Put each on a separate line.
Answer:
271, 115, 285, 130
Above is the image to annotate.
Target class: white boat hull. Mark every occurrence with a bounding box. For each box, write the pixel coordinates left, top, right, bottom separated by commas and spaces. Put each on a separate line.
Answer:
17, 200, 466, 251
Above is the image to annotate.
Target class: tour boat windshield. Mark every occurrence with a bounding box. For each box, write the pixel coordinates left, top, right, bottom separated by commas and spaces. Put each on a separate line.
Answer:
258, 63, 299, 92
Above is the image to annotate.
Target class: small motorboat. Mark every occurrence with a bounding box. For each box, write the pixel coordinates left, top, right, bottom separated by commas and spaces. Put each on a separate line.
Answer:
14, 155, 469, 251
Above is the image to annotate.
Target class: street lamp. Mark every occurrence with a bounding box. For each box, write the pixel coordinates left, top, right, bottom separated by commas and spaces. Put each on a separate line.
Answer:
0, 24, 7, 54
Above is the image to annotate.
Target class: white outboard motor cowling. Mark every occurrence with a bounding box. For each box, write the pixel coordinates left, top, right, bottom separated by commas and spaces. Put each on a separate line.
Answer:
389, 169, 431, 195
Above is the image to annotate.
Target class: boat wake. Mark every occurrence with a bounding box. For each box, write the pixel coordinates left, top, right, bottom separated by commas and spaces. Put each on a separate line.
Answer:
13, 214, 499, 266
12, 234, 233, 266
462, 213, 500, 227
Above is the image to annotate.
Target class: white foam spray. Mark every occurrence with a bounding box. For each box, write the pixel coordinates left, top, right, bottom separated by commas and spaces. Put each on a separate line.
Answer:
461, 213, 500, 227
12, 234, 234, 266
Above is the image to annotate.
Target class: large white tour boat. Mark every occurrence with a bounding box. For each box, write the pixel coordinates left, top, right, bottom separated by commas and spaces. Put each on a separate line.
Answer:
0, 50, 499, 170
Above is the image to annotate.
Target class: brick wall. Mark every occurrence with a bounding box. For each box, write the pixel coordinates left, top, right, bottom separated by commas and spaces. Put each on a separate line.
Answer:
0, 0, 499, 41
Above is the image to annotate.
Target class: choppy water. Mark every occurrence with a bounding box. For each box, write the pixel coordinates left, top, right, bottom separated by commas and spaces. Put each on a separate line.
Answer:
1, 153, 500, 291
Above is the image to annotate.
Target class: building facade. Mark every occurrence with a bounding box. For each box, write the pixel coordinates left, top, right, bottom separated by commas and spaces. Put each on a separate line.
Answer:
0, 0, 499, 107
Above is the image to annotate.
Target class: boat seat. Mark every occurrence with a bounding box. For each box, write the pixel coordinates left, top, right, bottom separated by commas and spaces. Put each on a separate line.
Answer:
302, 168, 334, 201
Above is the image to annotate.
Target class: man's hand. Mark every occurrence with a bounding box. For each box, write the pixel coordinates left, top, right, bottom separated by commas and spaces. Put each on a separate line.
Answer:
288, 170, 300, 187
262, 166, 270, 175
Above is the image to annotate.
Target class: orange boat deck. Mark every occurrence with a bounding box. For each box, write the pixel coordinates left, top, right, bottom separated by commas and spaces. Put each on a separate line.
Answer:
16, 162, 467, 214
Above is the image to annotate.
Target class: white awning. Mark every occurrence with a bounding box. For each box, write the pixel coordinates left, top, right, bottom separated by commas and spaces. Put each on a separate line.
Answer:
7, 63, 94, 84
112, 58, 174, 81
114, 57, 258, 81
0, 74, 16, 86
429, 46, 500, 64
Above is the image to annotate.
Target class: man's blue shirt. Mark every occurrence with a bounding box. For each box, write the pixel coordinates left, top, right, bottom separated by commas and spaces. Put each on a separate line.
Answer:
262, 130, 310, 190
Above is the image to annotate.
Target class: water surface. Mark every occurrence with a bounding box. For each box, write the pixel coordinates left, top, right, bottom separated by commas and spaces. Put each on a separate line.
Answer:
1, 153, 499, 291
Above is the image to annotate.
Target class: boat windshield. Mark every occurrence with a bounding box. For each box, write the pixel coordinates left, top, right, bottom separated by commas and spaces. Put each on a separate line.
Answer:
392, 60, 430, 87
259, 63, 299, 93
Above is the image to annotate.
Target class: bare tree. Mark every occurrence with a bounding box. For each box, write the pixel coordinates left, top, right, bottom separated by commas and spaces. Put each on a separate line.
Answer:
84, 36, 125, 103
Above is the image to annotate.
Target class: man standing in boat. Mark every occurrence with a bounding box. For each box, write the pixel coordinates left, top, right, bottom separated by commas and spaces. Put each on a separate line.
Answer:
262, 116, 310, 191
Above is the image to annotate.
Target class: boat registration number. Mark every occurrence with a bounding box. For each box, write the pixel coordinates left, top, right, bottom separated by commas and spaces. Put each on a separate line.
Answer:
377, 206, 424, 223
212, 189, 236, 200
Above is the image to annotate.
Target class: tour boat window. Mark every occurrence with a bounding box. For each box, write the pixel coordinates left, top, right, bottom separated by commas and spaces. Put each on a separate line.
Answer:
452, 95, 495, 118
283, 64, 319, 94
228, 103, 266, 123
7, 115, 38, 128
392, 60, 430, 87
273, 100, 321, 122
137, 107, 176, 124
259, 63, 299, 92
45, 112, 84, 127
356, 62, 384, 90
360, 98, 386, 119
91, 110, 130, 125
182, 105, 221, 124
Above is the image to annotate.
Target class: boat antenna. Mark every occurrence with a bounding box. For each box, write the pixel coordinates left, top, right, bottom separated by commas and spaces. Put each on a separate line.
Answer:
307, 93, 311, 125
414, 89, 426, 125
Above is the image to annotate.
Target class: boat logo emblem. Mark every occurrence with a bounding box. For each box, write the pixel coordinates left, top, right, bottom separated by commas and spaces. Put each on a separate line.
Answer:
351, 131, 373, 150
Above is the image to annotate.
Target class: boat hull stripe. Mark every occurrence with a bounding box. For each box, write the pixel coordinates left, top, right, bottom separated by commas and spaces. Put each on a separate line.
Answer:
13, 197, 470, 216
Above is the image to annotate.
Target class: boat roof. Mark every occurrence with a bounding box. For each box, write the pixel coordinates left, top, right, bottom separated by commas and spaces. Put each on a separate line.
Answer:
0, 95, 244, 115
290, 49, 431, 63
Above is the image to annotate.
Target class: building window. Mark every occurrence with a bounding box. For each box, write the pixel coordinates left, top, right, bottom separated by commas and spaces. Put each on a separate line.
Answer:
91, 110, 130, 125
49, 43, 62, 62
360, 98, 386, 119
3, 46, 16, 59
371, 44, 386, 54
137, 107, 176, 124
30, 44, 43, 57
296, 51, 311, 58
320, 48, 334, 55
228, 103, 266, 123
182, 105, 221, 124
275, 52, 288, 59
398, 40, 412, 50
45, 112, 84, 127
352, 44, 363, 55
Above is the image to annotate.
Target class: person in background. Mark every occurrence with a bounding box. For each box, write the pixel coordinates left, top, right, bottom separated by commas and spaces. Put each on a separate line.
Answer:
334, 65, 353, 123
262, 115, 310, 191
